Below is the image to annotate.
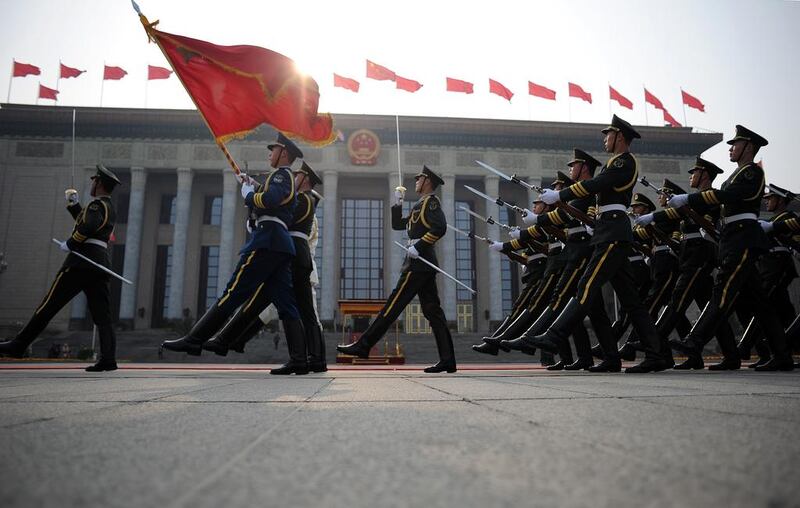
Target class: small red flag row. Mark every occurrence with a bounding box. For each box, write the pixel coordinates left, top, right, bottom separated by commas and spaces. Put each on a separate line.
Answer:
11, 60, 172, 81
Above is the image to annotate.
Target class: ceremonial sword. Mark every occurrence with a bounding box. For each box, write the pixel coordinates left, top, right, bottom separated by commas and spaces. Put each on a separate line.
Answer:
52, 239, 133, 285
638, 176, 720, 241
458, 205, 513, 231
474, 160, 596, 228
392, 241, 476, 294
447, 225, 534, 264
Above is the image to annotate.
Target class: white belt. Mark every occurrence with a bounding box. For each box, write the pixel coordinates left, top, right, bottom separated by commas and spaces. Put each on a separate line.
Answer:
84, 238, 108, 248
598, 204, 627, 214
770, 246, 790, 253
628, 255, 644, 262
652, 245, 671, 253
256, 216, 288, 229
682, 232, 702, 241
549, 242, 563, 251
722, 213, 757, 226
529, 253, 546, 261
289, 231, 310, 241
566, 226, 587, 235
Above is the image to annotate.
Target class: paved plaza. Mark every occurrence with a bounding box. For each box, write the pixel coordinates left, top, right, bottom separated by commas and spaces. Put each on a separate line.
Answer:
1, 364, 799, 508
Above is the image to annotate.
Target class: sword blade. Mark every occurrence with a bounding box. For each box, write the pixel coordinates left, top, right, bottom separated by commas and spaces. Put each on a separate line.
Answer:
393, 241, 476, 294
463, 184, 496, 203
475, 160, 535, 190
52, 238, 133, 285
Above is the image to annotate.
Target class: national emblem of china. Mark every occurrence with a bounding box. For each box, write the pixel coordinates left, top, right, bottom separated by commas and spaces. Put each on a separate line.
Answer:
347, 129, 381, 166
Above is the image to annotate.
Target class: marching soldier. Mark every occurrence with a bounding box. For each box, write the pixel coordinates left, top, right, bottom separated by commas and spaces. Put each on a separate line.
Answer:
161, 133, 309, 375
0, 165, 120, 372
472, 196, 550, 358
337, 166, 456, 373
522, 115, 668, 373
667, 125, 793, 371
738, 184, 799, 367
202, 162, 327, 372
504, 152, 619, 372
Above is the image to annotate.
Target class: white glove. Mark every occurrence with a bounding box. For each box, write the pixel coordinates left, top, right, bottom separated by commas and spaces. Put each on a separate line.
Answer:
236, 172, 252, 185
65, 189, 79, 205
667, 193, 689, 208
246, 220, 253, 234
634, 213, 654, 227
394, 187, 405, 205
241, 181, 255, 199
541, 189, 560, 205
522, 211, 538, 225
407, 245, 420, 259
57, 240, 70, 252
490, 241, 504, 252
509, 228, 521, 240
760, 220, 774, 233
585, 225, 594, 235
700, 228, 708, 240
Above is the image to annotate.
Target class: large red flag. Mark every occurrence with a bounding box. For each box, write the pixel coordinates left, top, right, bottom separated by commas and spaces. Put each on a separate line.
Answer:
681, 89, 705, 112
141, 23, 334, 145
446, 77, 474, 94
13, 61, 40, 77
60, 63, 84, 79
103, 65, 128, 80
38, 84, 59, 100
147, 65, 172, 80
644, 88, 664, 110
333, 73, 359, 92
609, 85, 633, 110
663, 109, 681, 127
489, 79, 513, 101
568, 82, 592, 103
396, 75, 422, 93
366, 60, 396, 81
528, 81, 556, 100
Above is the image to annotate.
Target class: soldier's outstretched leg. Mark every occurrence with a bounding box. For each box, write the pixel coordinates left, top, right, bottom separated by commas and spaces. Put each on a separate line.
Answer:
419, 276, 456, 373
83, 277, 117, 372
271, 319, 308, 375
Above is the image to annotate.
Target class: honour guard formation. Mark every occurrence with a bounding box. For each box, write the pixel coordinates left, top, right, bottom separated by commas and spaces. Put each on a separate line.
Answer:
1, 116, 798, 374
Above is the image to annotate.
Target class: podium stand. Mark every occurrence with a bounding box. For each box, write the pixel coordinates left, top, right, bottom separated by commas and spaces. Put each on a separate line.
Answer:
336, 299, 405, 364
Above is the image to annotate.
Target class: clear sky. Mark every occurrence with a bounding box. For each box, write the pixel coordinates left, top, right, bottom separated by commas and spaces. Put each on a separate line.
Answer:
2, 0, 798, 187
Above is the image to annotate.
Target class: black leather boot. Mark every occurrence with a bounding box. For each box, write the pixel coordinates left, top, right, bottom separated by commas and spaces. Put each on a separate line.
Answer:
85, 324, 117, 372
503, 307, 558, 354
590, 344, 604, 360
472, 341, 500, 356
588, 358, 622, 372
546, 360, 566, 371
307, 324, 328, 373
485, 309, 532, 351
673, 354, 704, 370
564, 357, 593, 371
539, 351, 555, 367
754, 356, 795, 372
271, 320, 309, 375
425, 324, 457, 373
162, 305, 229, 356
0, 338, 29, 358
228, 318, 264, 354
336, 339, 372, 359
203, 308, 259, 357
747, 356, 770, 369
625, 357, 668, 373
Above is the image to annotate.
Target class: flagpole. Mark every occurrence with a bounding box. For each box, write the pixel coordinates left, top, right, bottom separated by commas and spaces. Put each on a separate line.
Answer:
7, 59, 14, 103
100, 61, 105, 107
680, 88, 688, 127
395, 114, 403, 189
568, 97, 572, 123
71, 108, 76, 188
607, 82, 612, 118
36, 81, 40, 105
642, 84, 648, 126
144, 77, 149, 108
56, 60, 61, 105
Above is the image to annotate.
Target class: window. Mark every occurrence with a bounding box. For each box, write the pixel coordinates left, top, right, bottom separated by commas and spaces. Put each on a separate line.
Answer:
163, 245, 174, 318
203, 196, 222, 225
197, 246, 220, 315
499, 207, 514, 314
340, 199, 384, 299
151, 245, 173, 327
455, 200, 477, 332
159, 195, 176, 224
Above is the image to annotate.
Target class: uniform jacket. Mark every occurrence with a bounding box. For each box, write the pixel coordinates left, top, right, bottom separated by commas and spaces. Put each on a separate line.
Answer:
392, 193, 446, 272
242, 166, 297, 255
65, 196, 116, 269
288, 190, 319, 271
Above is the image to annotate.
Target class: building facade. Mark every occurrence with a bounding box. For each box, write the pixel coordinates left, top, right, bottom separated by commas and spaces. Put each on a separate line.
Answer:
0, 105, 722, 333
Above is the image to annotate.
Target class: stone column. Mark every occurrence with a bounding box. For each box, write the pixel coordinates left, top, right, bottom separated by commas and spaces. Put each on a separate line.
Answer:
167, 167, 193, 320
217, 169, 239, 291
484, 175, 503, 325
118, 167, 147, 327
69, 166, 98, 326
440, 174, 457, 327
319, 170, 338, 326
387, 177, 404, 292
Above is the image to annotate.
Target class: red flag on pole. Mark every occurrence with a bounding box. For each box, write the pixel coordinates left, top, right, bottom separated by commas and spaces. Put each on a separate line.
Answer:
446, 77, 474, 94
663, 109, 682, 127
147, 65, 172, 80
644, 88, 664, 110
681, 89, 705, 112
103, 65, 128, 80
609, 85, 633, 110
396, 75, 422, 93
140, 22, 334, 145
333, 73, 359, 92
568, 82, 592, 103
38, 84, 59, 100
528, 81, 556, 100
13, 61, 41, 77
489, 79, 513, 101
60, 63, 84, 79
366, 60, 396, 81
